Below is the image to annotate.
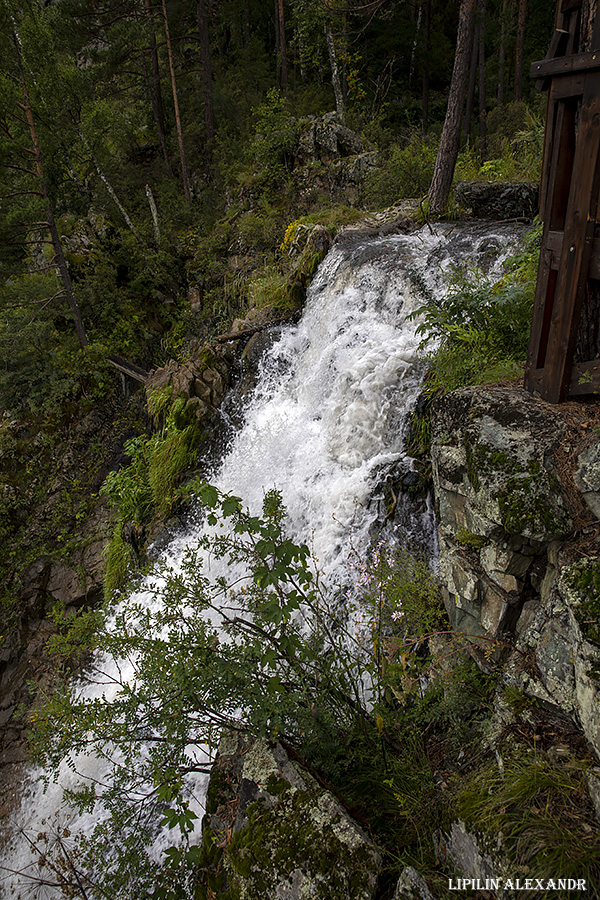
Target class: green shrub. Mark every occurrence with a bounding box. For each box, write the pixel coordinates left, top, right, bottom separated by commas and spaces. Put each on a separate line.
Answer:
248, 89, 299, 184
100, 402, 199, 598
363, 135, 438, 208
412, 226, 541, 393
103, 529, 135, 602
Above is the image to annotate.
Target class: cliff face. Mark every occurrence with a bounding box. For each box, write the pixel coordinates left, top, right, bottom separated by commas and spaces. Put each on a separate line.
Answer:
431, 385, 600, 759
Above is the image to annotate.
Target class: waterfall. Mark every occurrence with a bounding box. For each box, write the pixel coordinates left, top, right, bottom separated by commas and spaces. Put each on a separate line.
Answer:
0, 221, 526, 898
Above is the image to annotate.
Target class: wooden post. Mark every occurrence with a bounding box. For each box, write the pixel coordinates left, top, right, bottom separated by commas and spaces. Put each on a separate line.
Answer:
525, 0, 600, 402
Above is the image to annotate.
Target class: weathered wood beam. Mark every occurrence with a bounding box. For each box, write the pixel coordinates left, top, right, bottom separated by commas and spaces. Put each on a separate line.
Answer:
107, 354, 149, 383
531, 48, 600, 80
569, 361, 600, 396
215, 316, 296, 344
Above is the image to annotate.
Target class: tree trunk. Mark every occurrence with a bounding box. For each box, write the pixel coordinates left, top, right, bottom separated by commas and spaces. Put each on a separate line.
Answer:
197, 0, 215, 149
12, 30, 88, 349
146, 184, 160, 246
161, 0, 191, 209
409, 1, 423, 87
274, 0, 281, 85
463, 20, 479, 147
143, 0, 171, 172
94, 159, 141, 238
514, 0, 527, 102
421, 0, 431, 135
497, 0, 510, 110
478, 0, 486, 158
429, 0, 478, 214
277, 0, 288, 93
581, 0, 599, 50
245, 0, 251, 48
325, 20, 344, 120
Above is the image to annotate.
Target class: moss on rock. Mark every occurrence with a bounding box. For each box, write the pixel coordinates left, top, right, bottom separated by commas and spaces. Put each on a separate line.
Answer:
196, 733, 381, 900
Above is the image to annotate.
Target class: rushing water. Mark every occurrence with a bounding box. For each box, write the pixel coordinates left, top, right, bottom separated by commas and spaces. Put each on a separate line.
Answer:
0, 221, 527, 898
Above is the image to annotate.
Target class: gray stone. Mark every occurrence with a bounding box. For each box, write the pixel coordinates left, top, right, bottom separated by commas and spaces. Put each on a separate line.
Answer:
147, 341, 232, 425
586, 770, 600, 823
435, 820, 505, 884
431, 387, 575, 644
574, 442, 600, 520
199, 732, 381, 899
393, 866, 436, 900
454, 181, 539, 219
296, 114, 364, 166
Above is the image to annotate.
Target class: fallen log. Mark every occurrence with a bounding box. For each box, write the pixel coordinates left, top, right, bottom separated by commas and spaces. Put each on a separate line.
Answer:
215, 314, 297, 344
107, 354, 149, 384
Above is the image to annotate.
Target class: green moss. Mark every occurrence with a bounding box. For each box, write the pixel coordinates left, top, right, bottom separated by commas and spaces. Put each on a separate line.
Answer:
566, 559, 600, 646
455, 528, 489, 550
496, 476, 560, 535
224, 785, 376, 900
196, 762, 378, 900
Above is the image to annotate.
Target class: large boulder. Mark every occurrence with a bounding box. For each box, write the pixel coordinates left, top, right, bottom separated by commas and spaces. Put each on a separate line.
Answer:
197, 731, 382, 899
431, 386, 574, 638
454, 181, 539, 219
296, 113, 365, 166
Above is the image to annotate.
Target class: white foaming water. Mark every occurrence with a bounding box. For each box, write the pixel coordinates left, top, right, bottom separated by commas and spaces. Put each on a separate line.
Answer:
0, 221, 526, 897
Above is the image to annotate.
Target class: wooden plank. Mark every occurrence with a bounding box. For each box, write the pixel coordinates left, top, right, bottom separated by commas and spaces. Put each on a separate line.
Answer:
569, 361, 600, 396
540, 70, 600, 402
525, 248, 555, 385
535, 28, 571, 90
525, 98, 575, 391
547, 230, 600, 277
547, 100, 577, 231
539, 92, 555, 216
527, 370, 543, 391
549, 72, 585, 98
531, 49, 600, 80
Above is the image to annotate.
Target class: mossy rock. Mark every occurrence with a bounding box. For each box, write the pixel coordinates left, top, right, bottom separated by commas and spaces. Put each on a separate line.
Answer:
196, 733, 381, 900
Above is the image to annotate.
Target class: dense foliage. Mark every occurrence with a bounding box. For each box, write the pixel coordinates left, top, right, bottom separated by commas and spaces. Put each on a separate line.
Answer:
0, 0, 554, 424
412, 223, 542, 393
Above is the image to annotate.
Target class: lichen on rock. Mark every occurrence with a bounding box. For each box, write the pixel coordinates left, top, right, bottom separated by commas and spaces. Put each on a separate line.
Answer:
196, 732, 381, 900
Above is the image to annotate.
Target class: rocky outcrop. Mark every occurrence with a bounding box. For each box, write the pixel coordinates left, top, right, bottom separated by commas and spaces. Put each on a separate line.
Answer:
293, 114, 378, 207
147, 342, 234, 425
430, 385, 600, 755
296, 114, 365, 166
454, 181, 539, 219
198, 731, 381, 899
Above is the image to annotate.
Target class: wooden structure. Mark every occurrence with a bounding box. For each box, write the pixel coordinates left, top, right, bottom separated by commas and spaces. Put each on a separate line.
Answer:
525, 0, 600, 402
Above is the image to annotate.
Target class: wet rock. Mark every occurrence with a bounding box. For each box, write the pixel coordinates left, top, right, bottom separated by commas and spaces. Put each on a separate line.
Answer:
454, 181, 539, 219
198, 731, 381, 899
